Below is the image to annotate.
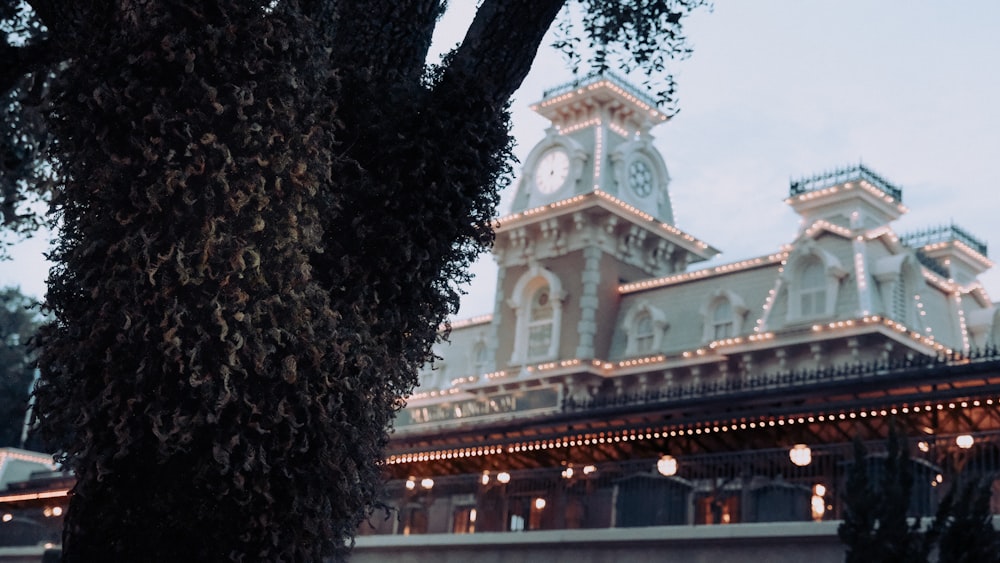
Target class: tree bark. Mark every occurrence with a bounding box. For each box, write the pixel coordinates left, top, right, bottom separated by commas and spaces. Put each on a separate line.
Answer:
444, 0, 567, 106
327, 0, 444, 86
8, 0, 702, 559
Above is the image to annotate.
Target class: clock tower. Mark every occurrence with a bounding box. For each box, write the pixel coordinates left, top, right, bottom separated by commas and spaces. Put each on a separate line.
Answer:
510, 72, 677, 222
489, 73, 719, 372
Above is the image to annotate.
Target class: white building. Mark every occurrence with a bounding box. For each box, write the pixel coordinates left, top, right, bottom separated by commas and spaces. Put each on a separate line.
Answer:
403, 72, 996, 430
360, 73, 1000, 552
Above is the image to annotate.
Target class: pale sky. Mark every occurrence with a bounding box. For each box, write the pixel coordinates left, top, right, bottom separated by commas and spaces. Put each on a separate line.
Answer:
3, 2, 999, 322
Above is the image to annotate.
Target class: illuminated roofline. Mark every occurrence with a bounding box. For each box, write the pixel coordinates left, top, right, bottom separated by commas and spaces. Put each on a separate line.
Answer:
442, 314, 493, 332
388, 391, 996, 465
901, 223, 988, 257
619, 250, 788, 293
531, 72, 671, 126
495, 190, 717, 259
0, 488, 70, 504
411, 315, 953, 404
541, 71, 660, 111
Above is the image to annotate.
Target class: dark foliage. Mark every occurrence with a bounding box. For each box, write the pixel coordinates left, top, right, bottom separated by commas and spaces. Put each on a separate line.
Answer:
935, 480, 1000, 563
0, 1, 53, 256
554, 0, 707, 108
840, 437, 881, 562
839, 424, 927, 563
840, 425, 1000, 563
0, 286, 40, 447
1, 0, 704, 560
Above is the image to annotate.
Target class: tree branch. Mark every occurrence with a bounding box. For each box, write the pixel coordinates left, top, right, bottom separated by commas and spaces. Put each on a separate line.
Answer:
442, 0, 566, 106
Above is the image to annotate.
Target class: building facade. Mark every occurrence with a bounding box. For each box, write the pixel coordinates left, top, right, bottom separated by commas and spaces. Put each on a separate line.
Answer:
365, 73, 1000, 540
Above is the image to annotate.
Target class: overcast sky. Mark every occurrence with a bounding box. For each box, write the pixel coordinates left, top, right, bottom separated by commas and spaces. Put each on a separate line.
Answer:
3, 2, 999, 322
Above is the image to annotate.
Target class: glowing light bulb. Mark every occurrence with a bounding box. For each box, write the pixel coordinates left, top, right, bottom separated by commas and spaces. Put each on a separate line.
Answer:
789, 444, 812, 467
656, 455, 678, 477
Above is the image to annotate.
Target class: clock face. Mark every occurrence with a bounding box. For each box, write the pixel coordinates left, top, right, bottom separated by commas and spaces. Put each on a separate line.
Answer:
629, 160, 653, 198
534, 149, 570, 194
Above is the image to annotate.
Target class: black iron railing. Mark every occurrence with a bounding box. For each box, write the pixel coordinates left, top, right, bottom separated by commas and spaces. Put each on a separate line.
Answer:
902, 223, 989, 257
541, 70, 660, 110
563, 347, 1000, 414
789, 164, 902, 203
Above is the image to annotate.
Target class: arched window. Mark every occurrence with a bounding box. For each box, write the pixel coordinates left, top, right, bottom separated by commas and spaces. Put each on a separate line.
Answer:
712, 299, 734, 339
634, 312, 655, 353
508, 266, 565, 365
799, 257, 827, 317
624, 302, 668, 356
701, 290, 748, 342
779, 247, 847, 326
527, 286, 554, 359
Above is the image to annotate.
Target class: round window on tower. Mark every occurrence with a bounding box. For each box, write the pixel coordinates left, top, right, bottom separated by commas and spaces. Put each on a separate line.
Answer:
628, 160, 653, 198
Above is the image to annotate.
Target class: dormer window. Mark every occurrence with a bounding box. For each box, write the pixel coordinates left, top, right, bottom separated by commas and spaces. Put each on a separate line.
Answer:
783, 245, 847, 323
624, 302, 668, 356
634, 312, 655, 353
712, 299, 734, 339
701, 290, 749, 342
799, 258, 827, 317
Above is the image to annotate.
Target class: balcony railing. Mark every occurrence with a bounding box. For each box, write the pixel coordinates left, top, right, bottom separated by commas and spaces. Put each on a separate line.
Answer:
541, 70, 660, 110
362, 431, 1000, 536
789, 164, 902, 203
902, 223, 989, 257
563, 347, 1000, 414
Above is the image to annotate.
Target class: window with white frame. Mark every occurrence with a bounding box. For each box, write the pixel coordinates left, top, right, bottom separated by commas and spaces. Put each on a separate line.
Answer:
624, 302, 667, 356
799, 257, 827, 317
634, 312, 655, 353
711, 299, 734, 339
508, 266, 565, 365
701, 290, 748, 342
527, 286, 554, 359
